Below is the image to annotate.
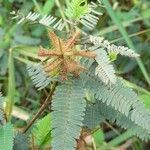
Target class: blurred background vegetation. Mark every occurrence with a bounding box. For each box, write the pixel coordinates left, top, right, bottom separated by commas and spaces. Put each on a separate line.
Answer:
0, 0, 150, 149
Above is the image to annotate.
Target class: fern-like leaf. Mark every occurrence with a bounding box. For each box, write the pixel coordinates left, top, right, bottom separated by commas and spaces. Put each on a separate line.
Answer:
82, 74, 150, 133
12, 0, 102, 31
95, 48, 116, 84
12, 11, 65, 31
65, 0, 89, 20
0, 123, 14, 150
79, 2, 103, 30
27, 63, 52, 90
84, 101, 150, 141
89, 35, 139, 57
31, 114, 52, 148
83, 101, 105, 128
51, 79, 86, 150
65, 0, 102, 30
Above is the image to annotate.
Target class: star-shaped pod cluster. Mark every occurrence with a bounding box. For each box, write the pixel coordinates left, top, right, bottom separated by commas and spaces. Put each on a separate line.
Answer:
38, 30, 96, 80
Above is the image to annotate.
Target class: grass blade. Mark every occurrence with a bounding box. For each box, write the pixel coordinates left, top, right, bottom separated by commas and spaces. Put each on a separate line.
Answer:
5, 49, 16, 121
102, 0, 150, 85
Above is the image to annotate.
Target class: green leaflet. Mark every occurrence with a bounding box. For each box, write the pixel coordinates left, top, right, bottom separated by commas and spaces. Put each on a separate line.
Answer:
51, 79, 86, 150
108, 52, 117, 62
95, 48, 116, 84
27, 63, 53, 90
31, 114, 52, 148
65, 0, 88, 20
12, 1, 102, 31
65, 0, 102, 30
0, 123, 14, 150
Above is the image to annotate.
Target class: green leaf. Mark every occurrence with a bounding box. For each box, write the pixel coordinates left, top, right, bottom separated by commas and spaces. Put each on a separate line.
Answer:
31, 114, 52, 148
92, 129, 105, 147
65, 0, 88, 19
95, 48, 116, 84
0, 123, 14, 150
42, 0, 55, 15
27, 63, 53, 90
51, 79, 86, 150
109, 52, 117, 62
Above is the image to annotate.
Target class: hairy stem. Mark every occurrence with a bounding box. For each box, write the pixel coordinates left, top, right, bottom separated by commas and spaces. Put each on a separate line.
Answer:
22, 82, 57, 133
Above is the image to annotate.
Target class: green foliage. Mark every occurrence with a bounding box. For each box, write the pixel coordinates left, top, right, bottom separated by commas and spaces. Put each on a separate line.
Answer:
95, 48, 116, 84
11, 11, 65, 31
12, 0, 102, 31
0, 0, 150, 150
92, 129, 105, 147
31, 114, 52, 148
0, 123, 14, 150
65, 0, 88, 19
13, 132, 29, 150
109, 52, 117, 62
51, 79, 86, 150
42, 0, 55, 15
84, 101, 150, 141
83, 74, 150, 140
27, 63, 52, 90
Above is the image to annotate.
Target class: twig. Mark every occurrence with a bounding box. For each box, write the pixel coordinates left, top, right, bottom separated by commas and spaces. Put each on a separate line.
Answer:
104, 121, 120, 135
22, 82, 57, 133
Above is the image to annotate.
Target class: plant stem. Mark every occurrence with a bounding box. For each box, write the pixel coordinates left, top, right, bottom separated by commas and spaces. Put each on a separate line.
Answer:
104, 121, 120, 135
22, 82, 57, 133
110, 29, 150, 43
99, 17, 143, 36
102, 0, 150, 85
